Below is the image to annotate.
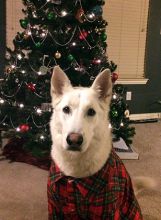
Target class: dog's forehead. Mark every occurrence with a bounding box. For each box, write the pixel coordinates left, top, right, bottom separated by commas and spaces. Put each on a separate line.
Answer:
62, 87, 95, 105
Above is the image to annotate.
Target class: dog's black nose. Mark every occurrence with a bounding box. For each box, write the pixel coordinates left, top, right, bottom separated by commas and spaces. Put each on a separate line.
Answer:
66, 133, 83, 150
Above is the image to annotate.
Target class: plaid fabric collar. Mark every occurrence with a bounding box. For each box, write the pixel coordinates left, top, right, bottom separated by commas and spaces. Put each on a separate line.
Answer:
50, 150, 114, 197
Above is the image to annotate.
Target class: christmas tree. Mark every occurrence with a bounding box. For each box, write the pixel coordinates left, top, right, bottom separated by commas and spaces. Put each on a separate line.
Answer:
0, 0, 135, 167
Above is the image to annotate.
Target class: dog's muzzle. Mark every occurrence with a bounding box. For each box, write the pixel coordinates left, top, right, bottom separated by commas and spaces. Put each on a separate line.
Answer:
66, 133, 83, 151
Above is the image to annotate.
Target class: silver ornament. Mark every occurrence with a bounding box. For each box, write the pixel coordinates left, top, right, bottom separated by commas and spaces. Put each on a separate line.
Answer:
38, 66, 48, 75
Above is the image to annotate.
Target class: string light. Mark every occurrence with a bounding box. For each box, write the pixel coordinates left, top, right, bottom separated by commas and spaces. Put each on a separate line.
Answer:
113, 94, 117, 99
11, 64, 16, 69
36, 108, 42, 115
19, 103, 24, 108
17, 54, 23, 60
41, 32, 46, 37
120, 122, 124, 127
0, 98, 5, 104
72, 42, 77, 46
2, 0, 109, 145
40, 135, 45, 140
61, 10, 68, 17
16, 127, 21, 132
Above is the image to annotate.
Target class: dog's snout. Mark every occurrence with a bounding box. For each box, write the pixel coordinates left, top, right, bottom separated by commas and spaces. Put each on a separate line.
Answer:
66, 133, 83, 148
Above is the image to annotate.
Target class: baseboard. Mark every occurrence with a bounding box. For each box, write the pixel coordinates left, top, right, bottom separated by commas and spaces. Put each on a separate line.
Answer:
130, 113, 161, 121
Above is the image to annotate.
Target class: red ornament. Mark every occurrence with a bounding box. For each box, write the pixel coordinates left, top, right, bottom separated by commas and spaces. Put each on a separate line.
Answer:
19, 124, 30, 132
112, 72, 118, 83
79, 30, 88, 40
27, 83, 36, 92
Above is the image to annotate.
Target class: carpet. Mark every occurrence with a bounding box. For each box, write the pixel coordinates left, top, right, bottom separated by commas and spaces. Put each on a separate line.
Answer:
0, 121, 161, 220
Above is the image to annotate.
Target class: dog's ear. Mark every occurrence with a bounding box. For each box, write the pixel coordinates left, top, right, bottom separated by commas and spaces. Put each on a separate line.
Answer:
51, 66, 72, 97
91, 69, 112, 100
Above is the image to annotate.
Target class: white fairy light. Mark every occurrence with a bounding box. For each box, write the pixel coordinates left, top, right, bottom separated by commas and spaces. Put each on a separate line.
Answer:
74, 66, 84, 72
120, 122, 124, 127
17, 54, 22, 60
36, 108, 42, 115
40, 135, 45, 140
72, 42, 76, 46
19, 103, 24, 108
95, 59, 101, 64
16, 127, 21, 132
11, 64, 16, 69
61, 10, 68, 17
41, 32, 46, 37
113, 94, 117, 99
21, 70, 26, 74
0, 98, 5, 104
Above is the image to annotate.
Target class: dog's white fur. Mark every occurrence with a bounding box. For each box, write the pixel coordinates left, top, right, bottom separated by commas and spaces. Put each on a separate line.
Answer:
50, 66, 112, 178
50, 65, 156, 195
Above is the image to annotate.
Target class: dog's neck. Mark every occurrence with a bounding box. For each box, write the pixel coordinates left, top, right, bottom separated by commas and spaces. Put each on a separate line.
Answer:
51, 129, 112, 178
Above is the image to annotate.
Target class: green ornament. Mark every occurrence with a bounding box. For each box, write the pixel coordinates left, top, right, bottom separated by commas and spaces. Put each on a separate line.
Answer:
101, 32, 107, 41
20, 19, 28, 29
67, 54, 74, 62
112, 110, 118, 117
35, 42, 41, 48
47, 12, 56, 20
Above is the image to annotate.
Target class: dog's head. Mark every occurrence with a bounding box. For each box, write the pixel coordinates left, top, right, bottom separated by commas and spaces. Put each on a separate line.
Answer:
50, 66, 112, 153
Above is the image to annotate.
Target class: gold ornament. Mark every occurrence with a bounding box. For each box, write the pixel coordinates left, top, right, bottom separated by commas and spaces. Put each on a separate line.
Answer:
124, 109, 130, 118
23, 33, 30, 39
55, 51, 61, 59
75, 8, 85, 23
6, 66, 12, 74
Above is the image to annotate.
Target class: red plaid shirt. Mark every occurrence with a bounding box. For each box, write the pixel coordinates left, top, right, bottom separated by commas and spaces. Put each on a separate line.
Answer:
47, 150, 143, 220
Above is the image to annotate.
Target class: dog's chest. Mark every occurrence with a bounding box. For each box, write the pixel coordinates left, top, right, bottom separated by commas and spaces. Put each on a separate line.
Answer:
52, 177, 121, 219
48, 153, 125, 219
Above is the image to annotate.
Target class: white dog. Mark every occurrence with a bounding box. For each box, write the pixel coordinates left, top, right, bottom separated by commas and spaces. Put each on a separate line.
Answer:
48, 66, 145, 219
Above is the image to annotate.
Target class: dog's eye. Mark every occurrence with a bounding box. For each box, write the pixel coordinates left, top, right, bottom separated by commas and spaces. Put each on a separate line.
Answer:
87, 108, 96, 117
63, 106, 71, 114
